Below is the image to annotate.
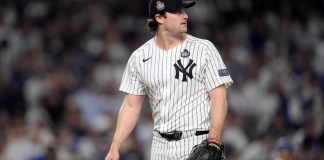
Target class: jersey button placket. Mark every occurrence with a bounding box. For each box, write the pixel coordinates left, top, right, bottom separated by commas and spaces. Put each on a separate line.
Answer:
160, 51, 168, 132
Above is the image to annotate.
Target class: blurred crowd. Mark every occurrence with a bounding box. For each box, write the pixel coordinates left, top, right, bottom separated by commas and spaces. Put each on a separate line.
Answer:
0, 0, 323, 160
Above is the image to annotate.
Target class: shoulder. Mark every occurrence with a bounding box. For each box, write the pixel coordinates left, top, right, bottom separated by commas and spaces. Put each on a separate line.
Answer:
186, 35, 221, 61
130, 38, 155, 59
186, 34, 216, 49
132, 38, 154, 56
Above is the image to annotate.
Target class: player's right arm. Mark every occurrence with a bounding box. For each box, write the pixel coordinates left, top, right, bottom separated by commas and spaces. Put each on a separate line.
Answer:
105, 93, 145, 160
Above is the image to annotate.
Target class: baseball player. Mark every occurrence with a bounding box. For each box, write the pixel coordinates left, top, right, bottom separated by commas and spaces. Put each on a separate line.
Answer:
105, 0, 233, 159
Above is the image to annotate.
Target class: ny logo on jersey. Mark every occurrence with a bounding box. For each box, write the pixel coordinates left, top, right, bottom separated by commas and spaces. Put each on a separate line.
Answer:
174, 59, 196, 82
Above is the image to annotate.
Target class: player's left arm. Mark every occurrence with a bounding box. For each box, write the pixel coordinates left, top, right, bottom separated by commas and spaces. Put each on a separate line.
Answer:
208, 84, 227, 141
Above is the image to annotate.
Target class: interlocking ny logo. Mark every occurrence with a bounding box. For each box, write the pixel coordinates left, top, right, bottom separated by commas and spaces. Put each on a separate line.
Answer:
174, 59, 196, 82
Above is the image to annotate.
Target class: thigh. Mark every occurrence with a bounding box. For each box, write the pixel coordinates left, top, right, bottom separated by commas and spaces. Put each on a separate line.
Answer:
151, 134, 208, 160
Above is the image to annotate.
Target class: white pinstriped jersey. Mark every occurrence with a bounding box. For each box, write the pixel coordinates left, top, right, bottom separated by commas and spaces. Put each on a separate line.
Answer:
119, 34, 233, 133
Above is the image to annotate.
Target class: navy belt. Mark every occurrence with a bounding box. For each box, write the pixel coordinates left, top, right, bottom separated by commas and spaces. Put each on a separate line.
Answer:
159, 130, 209, 141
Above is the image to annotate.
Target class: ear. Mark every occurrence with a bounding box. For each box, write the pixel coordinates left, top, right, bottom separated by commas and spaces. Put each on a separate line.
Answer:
155, 14, 165, 24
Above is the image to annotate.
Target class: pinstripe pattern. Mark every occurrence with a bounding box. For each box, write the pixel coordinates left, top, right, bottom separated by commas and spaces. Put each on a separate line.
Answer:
151, 131, 208, 160
119, 34, 233, 159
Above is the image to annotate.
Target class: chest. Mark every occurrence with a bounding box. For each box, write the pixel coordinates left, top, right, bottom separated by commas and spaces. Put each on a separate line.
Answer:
138, 48, 206, 90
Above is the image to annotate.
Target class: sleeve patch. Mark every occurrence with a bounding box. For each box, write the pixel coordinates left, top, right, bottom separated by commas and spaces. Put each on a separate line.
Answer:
218, 69, 230, 77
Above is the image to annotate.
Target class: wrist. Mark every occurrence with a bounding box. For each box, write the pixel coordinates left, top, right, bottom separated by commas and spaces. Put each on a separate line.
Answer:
109, 143, 120, 151
207, 138, 221, 145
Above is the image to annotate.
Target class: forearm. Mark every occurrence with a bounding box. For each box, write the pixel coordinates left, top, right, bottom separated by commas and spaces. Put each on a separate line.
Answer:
110, 94, 144, 151
208, 84, 227, 140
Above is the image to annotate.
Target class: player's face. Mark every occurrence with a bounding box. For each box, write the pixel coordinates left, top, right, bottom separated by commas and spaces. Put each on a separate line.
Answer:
164, 9, 189, 34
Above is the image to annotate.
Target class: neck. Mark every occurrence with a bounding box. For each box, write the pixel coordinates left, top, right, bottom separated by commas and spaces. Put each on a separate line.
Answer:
154, 32, 187, 51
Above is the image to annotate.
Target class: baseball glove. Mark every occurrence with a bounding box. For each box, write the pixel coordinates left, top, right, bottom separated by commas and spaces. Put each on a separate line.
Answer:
187, 138, 225, 160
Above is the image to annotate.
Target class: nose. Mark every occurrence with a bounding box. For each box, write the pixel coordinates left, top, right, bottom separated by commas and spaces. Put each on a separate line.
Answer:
181, 9, 188, 19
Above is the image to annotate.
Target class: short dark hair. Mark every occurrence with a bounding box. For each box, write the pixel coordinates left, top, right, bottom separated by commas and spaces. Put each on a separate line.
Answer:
146, 13, 166, 33
146, 18, 158, 33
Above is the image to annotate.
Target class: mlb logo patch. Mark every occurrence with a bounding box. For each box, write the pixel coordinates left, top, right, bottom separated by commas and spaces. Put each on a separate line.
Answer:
181, 49, 190, 58
218, 69, 229, 77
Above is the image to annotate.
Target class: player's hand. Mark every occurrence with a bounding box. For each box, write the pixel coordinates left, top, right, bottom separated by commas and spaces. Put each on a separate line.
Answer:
105, 149, 120, 160
187, 138, 225, 160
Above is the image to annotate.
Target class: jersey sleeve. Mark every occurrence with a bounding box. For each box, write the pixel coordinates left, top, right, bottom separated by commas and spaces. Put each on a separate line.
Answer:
119, 53, 146, 95
203, 40, 233, 91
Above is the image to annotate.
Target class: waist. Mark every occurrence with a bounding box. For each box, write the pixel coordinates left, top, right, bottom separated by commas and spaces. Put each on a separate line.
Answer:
154, 130, 209, 141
